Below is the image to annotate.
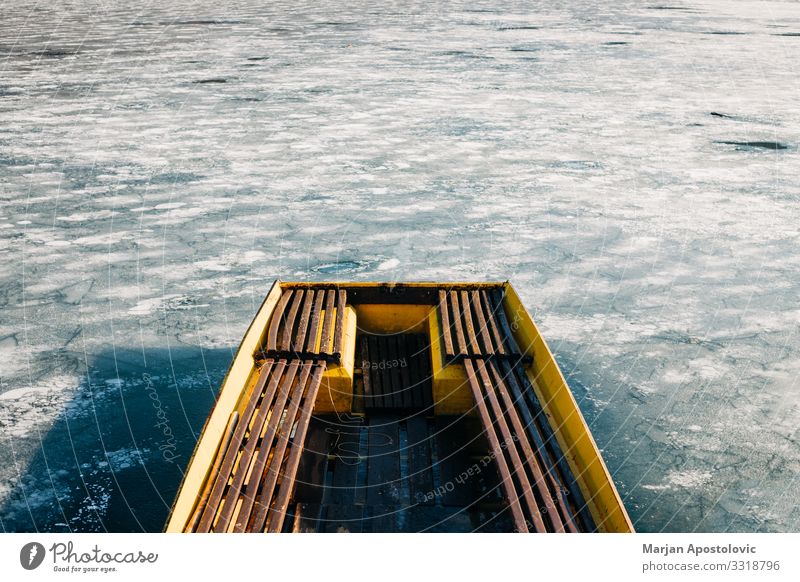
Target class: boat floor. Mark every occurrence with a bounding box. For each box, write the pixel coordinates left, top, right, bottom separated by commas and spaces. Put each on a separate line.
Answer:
287, 413, 516, 533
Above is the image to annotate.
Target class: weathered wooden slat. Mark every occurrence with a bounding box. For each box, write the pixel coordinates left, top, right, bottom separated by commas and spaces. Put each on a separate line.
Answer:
293, 290, 315, 352
438, 289, 455, 358
433, 417, 479, 507
326, 421, 363, 505
405, 334, 420, 408
281, 283, 510, 306
196, 359, 279, 532
332, 289, 347, 356
267, 364, 326, 532
366, 505, 400, 533
234, 362, 312, 532
292, 503, 322, 533
490, 288, 520, 355
398, 335, 414, 408
293, 417, 332, 504
406, 415, 434, 506
214, 361, 300, 532
473, 359, 546, 532
388, 336, 404, 409
361, 335, 374, 410
407, 504, 474, 532
266, 293, 293, 352
279, 290, 305, 351
470, 290, 496, 355
417, 335, 434, 409
366, 335, 383, 408
460, 290, 480, 355
479, 359, 565, 532
506, 361, 595, 531
186, 411, 239, 532
366, 415, 401, 506
480, 289, 507, 356
323, 505, 363, 533
318, 290, 335, 355
304, 291, 325, 353
449, 290, 468, 355
376, 336, 393, 409
407, 335, 420, 408
462, 359, 528, 532
491, 360, 579, 532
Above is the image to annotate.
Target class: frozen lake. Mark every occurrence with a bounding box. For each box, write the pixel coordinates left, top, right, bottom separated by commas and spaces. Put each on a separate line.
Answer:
1, 0, 799, 532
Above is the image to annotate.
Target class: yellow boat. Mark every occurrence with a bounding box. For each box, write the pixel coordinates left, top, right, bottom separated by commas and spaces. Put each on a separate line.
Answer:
165, 281, 633, 533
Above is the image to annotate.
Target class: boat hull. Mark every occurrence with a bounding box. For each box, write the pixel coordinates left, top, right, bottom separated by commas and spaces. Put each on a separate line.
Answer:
165, 281, 633, 533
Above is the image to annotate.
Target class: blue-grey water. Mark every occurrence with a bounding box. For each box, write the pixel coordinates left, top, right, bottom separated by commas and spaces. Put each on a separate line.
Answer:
1, 0, 799, 532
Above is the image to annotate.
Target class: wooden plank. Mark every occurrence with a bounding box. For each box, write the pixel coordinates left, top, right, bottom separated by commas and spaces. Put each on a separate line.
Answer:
417, 334, 434, 409
462, 360, 528, 532
416, 334, 431, 409
365, 506, 400, 533
471, 507, 517, 533
405, 334, 421, 409
280, 283, 508, 307
293, 417, 331, 504
234, 362, 312, 532
361, 335, 375, 410
267, 364, 327, 532
473, 359, 545, 531
438, 289, 455, 358
470, 290, 496, 355
318, 290, 335, 355
213, 360, 298, 532
327, 421, 363, 504
196, 359, 279, 532
433, 416, 479, 507
292, 503, 322, 533
388, 336, 404, 409
186, 410, 240, 532
279, 290, 305, 351
366, 415, 401, 505
367, 335, 384, 408
376, 336, 393, 409
323, 505, 363, 533
505, 361, 595, 531
266, 292, 292, 352
406, 415, 434, 506
491, 360, 579, 532
478, 359, 563, 532
304, 291, 325, 352
406, 504, 475, 532
449, 291, 468, 355
480, 290, 507, 356
460, 290, 480, 355
397, 335, 414, 408
286, 283, 440, 306
214, 360, 299, 532
332, 289, 347, 356
293, 290, 315, 352
490, 288, 520, 355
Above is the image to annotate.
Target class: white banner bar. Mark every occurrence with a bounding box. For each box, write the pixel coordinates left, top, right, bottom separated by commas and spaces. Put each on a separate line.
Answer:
2, 533, 797, 581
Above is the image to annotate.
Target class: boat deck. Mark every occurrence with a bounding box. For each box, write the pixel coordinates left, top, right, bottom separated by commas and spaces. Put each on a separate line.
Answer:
287, 413, 515, 533
172, 282, 624, 533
